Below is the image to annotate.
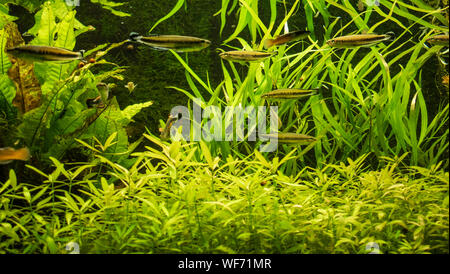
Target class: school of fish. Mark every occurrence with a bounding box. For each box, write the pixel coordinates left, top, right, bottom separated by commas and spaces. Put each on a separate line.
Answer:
2, 7, 448, 160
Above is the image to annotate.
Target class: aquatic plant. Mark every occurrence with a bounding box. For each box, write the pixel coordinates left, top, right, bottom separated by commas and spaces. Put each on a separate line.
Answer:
0, 136, 447, 253
168, 0, 449, 171
0, 0, 448, 255
0, 1, 152, 168
0, 0, 130, 16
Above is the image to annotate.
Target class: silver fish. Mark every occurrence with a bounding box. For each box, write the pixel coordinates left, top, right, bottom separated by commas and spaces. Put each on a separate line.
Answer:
6, 45, 85, 63
129, 32, 211, 52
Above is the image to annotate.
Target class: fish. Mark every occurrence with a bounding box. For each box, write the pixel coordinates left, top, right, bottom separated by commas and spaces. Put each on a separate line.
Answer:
125, 81, 137, 93
426, 34, 449, 46
264, 30, 310, 48
159, 115, 178, 141
326, 32, 395, 48
442, 75, 449, 88
86, 96, 105, 109
219, 50, 277, 62
6, 45, 85, 63
0, 147, 31, 164
260, 132, 317, 144
128, 32, 211, 52
357, 0, 365, 12
261, 88, 319, 100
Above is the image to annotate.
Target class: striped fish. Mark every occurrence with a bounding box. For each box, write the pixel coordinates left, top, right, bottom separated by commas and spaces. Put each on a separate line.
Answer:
260, 132, 317, 144
219, 50, 277, 62
0, 147, 30, 164
326, 32, 395, 48
264, 30, 310, 49
426, 34, 449, 46
159, 115, 178, 141
261, 88, 319, 100
129, 32, 211, 52
6, 45, 85, 63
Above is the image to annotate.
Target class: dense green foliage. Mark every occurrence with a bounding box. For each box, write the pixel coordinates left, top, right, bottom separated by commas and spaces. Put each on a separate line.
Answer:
0, 0, 448, 254
1, 137, 448, 253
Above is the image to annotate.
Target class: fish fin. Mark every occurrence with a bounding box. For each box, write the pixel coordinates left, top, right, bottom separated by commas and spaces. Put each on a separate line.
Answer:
385, 31, 395, 41
17, 147, 31, 161
264, 39, 274, 49
150, 46, 170, 51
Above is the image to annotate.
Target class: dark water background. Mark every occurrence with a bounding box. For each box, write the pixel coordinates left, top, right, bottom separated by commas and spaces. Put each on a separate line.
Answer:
9, 0, 448, 147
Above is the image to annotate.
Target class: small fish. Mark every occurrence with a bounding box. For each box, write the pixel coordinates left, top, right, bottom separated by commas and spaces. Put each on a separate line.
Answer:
326, 32, 395, 48
426, 34, 449, 46
219, 50, 277, 62
86, 96, 105, 109
159, 115, 178, 141
264, 30, 310, 49
442, 75, 449, 88
357, 0, 365, 12
0, 147, 30, 164
260, 132, 317, 144
125, 81, 137, 93
261, 88, 319, 100
6, 45, 85, 63
128, 32, 211, 52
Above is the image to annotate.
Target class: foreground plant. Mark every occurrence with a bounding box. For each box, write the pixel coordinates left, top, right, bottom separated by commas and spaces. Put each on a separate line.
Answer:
0, 135, 447, 254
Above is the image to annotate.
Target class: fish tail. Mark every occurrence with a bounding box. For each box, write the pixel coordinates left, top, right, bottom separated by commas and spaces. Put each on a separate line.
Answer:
385, 31, 395, 41
17, 147, 31, 161
264, 39, 274, 49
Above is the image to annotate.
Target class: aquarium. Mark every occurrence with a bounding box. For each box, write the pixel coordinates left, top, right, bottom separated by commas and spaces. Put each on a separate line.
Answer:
0, 0, 448, 258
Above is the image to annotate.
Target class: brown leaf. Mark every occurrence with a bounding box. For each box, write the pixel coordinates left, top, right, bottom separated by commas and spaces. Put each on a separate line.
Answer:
4, 22, 41, 114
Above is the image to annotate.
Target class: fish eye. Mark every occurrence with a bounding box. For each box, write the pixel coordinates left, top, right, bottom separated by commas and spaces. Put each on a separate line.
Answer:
129, 32, 140, 40
177, 113, 182, 119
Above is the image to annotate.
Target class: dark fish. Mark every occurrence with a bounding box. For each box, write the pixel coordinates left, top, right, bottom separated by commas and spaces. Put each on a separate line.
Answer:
426, 34, 449, 46
326, 32, 395, 48
128, 32, 211, 52
442, 75, 449, 88
261, 88, 319, 100
264, 30, 310, 48
219, 50, 277, 62
86, 96, 105, 109
159, 115, 178, 141
6, 45, 85, 63
0, 147, 30, 164
260, 132, 317, 144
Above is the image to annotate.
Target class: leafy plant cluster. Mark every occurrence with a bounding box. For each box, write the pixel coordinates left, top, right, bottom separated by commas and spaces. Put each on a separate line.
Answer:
0, 136, 448, 253
167, 0, 449, 171
0, 0, 151, 168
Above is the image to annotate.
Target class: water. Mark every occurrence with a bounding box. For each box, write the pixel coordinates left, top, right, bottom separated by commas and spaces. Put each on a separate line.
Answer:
7, 0, 449, 154
73, 1, 446, 142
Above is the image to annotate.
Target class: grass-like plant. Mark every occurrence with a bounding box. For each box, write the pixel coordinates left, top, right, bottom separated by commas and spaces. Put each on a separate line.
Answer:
0, 0, 448, 254
0, 135, 447, 253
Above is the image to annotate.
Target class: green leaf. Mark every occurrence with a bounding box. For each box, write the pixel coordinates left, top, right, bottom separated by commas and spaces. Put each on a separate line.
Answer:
0, 4, 17, 29
120, 101, 153, 126
149, 0, 185, 33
